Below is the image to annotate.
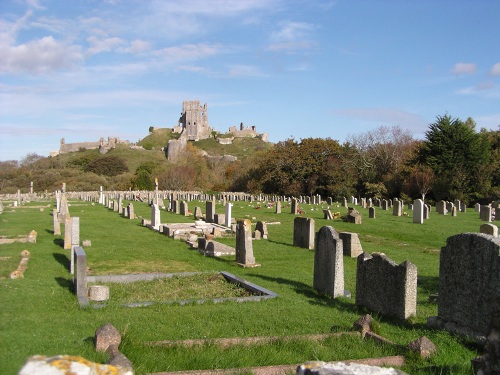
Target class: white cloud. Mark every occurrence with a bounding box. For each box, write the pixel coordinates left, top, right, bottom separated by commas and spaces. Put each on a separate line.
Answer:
0, 36, 83, 74
490, 62, 500, 76
268, 21, 318, 53
86, 36, 125, 56
154, 43, 222, 63
452, 62, 477, 75
227, 64, 265, 77
117, 39, 152, 54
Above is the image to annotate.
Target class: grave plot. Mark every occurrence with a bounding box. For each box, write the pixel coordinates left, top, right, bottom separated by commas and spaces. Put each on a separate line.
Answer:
85, 271, 278, 308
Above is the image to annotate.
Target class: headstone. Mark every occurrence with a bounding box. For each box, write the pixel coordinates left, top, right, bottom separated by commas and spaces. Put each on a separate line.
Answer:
0, 200, 3, 213
69, 218, 80, 275
480, 223, 498, 238
95, 322, 121, 352
356, 252, 417, 320
275, 201, 281, 214
151, 204, 161, 230
368, 207, 376, 219
194, 206, 203, 219
475, 203, 481, 212
180, 201, 188, 216
313, 226, 344, 299
53, 209, 61, 235
74, 246, 88, 306
291, 198, 299, 214
235, 219, 256, 266
323, 209, 334, 220
206, 199, 215, 223
127, 203, 134, 219
437, 200, 447, 215
64, 217, 72, 250
392, 198, 402, 216
254, 221, 268, 239
225, 203, 232, 227
413, 199, 424, 224
293, 217, 315, 249
346, 208, 362, 224
431, 233, 500, 339
339, 232, 363, 257
472, 297, 500, 375
480, 205, 492, 222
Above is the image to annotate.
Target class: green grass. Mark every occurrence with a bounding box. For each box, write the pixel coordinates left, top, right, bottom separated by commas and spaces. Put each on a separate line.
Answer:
91, 273, 253, 305
0, 198, 486, 374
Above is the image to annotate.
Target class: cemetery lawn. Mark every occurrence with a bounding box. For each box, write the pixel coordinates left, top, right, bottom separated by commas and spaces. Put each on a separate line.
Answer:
0, 199, 485, 374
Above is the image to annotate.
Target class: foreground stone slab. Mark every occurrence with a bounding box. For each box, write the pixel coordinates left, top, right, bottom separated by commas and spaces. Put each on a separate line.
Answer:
296, 361, 407, 375
18, 355, 133, 375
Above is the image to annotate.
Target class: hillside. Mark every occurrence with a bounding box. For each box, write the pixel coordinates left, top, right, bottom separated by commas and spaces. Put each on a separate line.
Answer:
137, 127, 272, 160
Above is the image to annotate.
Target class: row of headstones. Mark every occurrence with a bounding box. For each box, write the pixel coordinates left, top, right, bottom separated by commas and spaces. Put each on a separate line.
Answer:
310, 224, 417, 320
312, 224, 500, 330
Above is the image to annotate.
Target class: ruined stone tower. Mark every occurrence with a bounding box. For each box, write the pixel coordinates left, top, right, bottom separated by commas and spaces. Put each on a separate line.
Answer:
178, 101, 212, 141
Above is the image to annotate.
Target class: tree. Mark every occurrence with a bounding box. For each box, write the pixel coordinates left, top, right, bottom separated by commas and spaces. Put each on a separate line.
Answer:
419, 114, 490, 202
84, 156, 129, 176
347, 125, 416, 197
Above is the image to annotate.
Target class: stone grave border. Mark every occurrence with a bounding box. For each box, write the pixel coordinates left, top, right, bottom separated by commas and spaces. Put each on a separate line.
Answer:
83, 270, 278, 308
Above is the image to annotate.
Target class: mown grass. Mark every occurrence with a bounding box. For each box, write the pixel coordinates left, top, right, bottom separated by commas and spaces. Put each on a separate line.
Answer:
0, 197, 486, 374
92, 273, 253, 305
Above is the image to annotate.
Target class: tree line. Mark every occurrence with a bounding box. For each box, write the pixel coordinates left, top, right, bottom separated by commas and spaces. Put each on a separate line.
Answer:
1, 114, 499, 205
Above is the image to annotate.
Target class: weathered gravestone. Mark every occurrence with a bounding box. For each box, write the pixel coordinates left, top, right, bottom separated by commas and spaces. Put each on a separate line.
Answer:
313, 226, 344, 299
323, 209, 334, 220
368, 207, 376, 219
53, 208, 61, 235
413, 199, 424, 224
254, 221, 268, 239
127, 203, 134, 219
480, 205, 492, 222
275, 200, 281, 214
206, 199, 215, 223
437, 200, 448, 215
472, 297, 500, 375
356, 252, 417, 320
293, 217, 315, 249
64, 217, 72, 250
291, 198, 299, 214
151, 204, 161, 230
480, 224, 499, 237
180, 201, 188, 216
339, 232, 363, 257
429, 233, 500, 341
235, 219, 257, 266
393, 198, 403, 216
345, 208, 362, 224
194, 206, 203, 219
225, 202, 232, 227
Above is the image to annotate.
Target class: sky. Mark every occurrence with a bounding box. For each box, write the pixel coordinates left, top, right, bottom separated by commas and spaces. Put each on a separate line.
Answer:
1, 0, 500, 162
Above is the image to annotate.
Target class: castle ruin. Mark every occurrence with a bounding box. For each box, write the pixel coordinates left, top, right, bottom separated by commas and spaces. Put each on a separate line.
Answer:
178, 101, 212, 141
166, 100, 268, 160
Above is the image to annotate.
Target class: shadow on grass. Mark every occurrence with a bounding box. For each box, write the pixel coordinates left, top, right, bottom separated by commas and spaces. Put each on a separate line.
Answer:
55, 276, 74, 293
266, 239, 295, 248
45, 228, 55, 235
251, 273, 357, 312
417, 275, 439, 295
53, 238, 64, 248
53, 252, 70, 269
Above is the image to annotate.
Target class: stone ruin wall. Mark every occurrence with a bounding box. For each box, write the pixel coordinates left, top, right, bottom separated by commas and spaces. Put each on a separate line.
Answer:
55, 137, 129, 156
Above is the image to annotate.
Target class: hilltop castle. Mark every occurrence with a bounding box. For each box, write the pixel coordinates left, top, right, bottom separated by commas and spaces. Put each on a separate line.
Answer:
166, 100, 267, 160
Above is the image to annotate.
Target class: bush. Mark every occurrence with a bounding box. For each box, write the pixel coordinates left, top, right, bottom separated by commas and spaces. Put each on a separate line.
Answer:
84, 156, 129, 177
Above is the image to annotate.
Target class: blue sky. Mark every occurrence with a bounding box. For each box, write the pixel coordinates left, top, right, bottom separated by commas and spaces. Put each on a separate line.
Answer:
1, 0, 500, 162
